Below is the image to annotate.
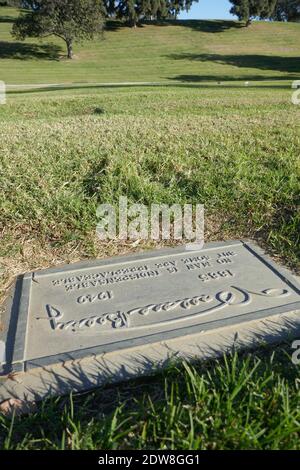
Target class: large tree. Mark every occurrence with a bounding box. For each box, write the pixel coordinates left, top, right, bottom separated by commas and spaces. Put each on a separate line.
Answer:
271, 0, 300, 21
12, 0, 104, 59
229, 0, 277, 26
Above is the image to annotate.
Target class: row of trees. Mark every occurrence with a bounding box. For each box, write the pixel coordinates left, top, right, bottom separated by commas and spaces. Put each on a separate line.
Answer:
7, 0, 300, 59
272, 0, 300, 20
229, 0, 300, 26
102, 1, 198, 26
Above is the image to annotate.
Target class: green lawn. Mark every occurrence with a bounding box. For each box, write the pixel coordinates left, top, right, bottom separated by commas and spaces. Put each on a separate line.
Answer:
0, 6, 300, 450
1, 85, 299, 275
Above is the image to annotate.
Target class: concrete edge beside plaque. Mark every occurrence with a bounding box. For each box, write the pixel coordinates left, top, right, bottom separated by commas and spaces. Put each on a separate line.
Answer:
1, 308, 300, 402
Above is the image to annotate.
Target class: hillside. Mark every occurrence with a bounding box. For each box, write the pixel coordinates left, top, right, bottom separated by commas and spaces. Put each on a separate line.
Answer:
0, 6, 300, 85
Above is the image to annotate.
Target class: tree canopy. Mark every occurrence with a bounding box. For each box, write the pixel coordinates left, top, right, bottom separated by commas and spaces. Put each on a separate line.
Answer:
101, 1, 199, 26
229, 0, 300, 25
271, 0, 300, 21
12, 0, 104, 58
229, 0, 278, 26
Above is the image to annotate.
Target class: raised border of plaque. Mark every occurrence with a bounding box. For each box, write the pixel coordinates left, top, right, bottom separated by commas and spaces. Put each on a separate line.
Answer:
1, 240, 300, 378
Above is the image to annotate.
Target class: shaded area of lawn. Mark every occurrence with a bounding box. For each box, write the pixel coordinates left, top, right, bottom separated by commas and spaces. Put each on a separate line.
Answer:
168, 53, 300, 75
140, 19, 245, 33
169, 75, 295, 82
0, 41, 61, 60
0, 14, 15, 23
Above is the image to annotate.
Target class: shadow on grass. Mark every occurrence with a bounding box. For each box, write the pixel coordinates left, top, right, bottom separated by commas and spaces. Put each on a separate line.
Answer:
0, 41, 61, 60
82, 156, 109, 198
0, 14, 15, 23
6, 80, 292, 98
168, 75, 295, 84
142, 19, 245, 33
168, 53, 300, 75
105, 20, 129, 31
104, 19, 244, 33
258, 202, 300, 268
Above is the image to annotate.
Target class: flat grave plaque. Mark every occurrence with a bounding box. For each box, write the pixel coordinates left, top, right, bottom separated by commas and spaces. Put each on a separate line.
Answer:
1, 239, 300, 380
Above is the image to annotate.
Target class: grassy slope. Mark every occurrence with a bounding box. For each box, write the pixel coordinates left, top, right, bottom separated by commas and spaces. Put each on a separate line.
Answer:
0, 7, 300, 450
0, 7, 300, 84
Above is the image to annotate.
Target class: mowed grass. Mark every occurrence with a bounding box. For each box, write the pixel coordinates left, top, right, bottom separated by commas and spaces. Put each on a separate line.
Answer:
0, 85, 299, 281
1, 349, 300, 449
0, 6, 300, 84
0, 6, 300, 450
0, 84, 299, 449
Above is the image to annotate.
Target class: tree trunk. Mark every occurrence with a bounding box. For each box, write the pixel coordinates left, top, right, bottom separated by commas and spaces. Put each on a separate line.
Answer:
66, 39, 73, 59
129, 11, 137, 28
245, 18, 252, 27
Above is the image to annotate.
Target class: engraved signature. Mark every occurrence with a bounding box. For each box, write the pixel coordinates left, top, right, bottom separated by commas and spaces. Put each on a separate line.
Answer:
42, 286, 290, 333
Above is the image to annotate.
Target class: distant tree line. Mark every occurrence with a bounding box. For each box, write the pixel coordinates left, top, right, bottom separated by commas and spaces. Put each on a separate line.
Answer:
102, 1, 199, 26
272, 0, 300, 21
229, 0, 300, 26
7, 0, 199, 27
